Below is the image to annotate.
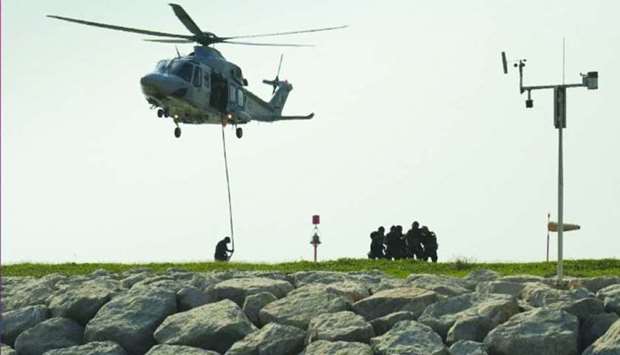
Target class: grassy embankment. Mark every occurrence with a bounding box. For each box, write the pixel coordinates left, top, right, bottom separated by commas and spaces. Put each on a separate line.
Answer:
2, 258, 619, 279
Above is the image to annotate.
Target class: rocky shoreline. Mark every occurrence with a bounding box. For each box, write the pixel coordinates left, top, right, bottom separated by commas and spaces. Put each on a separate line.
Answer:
1, 268, 619, 354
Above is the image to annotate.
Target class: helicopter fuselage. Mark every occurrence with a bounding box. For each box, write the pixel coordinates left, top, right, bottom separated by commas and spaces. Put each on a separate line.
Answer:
140, 46, 282, 127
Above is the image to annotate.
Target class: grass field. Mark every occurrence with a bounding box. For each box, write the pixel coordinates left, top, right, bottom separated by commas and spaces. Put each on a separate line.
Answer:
2, 258, 619, 279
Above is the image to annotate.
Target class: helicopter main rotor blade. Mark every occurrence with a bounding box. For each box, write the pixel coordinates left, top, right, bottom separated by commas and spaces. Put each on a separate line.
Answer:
144, 38, 194, 43
168, 3, 203, 36
222, 25, 348, 40
222, 41, 314, 47
47, 15, 193, 39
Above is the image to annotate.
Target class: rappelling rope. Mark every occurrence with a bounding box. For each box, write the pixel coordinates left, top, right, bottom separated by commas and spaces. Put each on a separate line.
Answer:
221, 124, 235, 260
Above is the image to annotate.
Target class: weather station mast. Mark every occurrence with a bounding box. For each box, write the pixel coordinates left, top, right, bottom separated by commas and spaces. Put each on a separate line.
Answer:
501, 47, 598, 280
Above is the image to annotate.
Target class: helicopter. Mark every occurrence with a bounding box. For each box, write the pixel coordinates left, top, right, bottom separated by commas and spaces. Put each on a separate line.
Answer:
47, 4, 346, 139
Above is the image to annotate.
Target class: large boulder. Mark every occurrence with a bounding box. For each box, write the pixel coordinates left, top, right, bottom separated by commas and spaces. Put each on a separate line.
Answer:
289, 282, 370, 304
48, 279, 122, 325
578, 277, 620, 293
120, 272, 153, 289
520, 283, 604, 319
84, 287, 177, 355
579, 313, 620, 352
497, 275, 544, 283
131, 276, 188, 294
2, 275, 64, 311
407, 274, 471, 297
483, 308, 578, 355
370, 320, 448, 355
476, 281, 525, 297
582, 319, 620, 355
302, 340, 373, 355
369, 311, 416, 336
306, 311, 374, 344
291, 271, 349, 287
242, 292, 277, 325
0, 305, 49, 346
145, 345, 219, 355
448, 340, 488, 355
226, 323, 305, 355
351, 287, 438, 320
176, 287, 211, 312
14, 317, 83, 355
259, 288, 350, 329
211, 277, 294, 306
153, 299, 256, 354
42, 341, 128, 355
464, 269, 500, 287
418, 293, 519, 343
597, 284, 620, 315
0, 344, 17, 355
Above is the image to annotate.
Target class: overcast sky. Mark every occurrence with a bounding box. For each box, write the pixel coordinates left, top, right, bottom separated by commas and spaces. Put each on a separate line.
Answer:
2, 0, 619, 264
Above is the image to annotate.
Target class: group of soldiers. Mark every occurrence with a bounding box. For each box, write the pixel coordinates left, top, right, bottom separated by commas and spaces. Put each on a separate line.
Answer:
368, 221, 439, 262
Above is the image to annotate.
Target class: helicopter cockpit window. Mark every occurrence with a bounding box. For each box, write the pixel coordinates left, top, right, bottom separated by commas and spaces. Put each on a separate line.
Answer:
192, 67, 202, 87
155, 60, 169, 73
170, 61, 194, 82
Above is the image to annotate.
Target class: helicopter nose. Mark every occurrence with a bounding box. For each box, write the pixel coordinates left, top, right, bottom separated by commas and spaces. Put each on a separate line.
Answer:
140, 73, 187, 98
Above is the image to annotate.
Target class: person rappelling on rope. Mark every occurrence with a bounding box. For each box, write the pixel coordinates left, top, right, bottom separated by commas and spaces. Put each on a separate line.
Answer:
214, 236, 234, 261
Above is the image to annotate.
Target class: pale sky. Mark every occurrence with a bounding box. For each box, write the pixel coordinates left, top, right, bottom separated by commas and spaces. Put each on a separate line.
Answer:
2, 0, 619, 263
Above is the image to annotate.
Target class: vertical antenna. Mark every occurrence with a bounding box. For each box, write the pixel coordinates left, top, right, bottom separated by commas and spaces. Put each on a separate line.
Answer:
562, 38, 566, 85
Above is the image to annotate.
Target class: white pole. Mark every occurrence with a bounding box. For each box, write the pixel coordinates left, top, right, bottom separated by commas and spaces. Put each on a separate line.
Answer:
557, 126, 564, 279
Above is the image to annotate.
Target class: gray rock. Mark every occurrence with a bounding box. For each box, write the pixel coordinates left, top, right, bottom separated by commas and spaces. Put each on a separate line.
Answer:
370, 320, 448, 355
580, 313, 620, 352
420, 293, 519, 343
302, 340, 373, 355
352, 287, 438, 321
583, 318, 620, 355
370, 311, 416, 336
146, 345, 219, 355
259, 288, 350, 329
84, 287, 177, 355
368, 278, 408, 293
49, 279, 121, 325
288, 281, 370, 304
597, 284, 620, 315
2, 275, 63, 312
448, 340, 488, 355
0, 344, 17, 355
131, 275, 188, 294
291, 271, 349, 287
306, 311, 374, 344
226, 323, 305, 355
521, 283, 604, 319
211, 277, 294, 306
242, 292, 277, 325
0, 305, 49, 346
42, 341, 128, 355
579, 277, 620, 293
177, 287, 211, 311
498, 274, 544, 283
120, 272, 152, 289
153, 299, 256, 354
483, 308, 578, 355
14, 317, 83, 355
476, 281, 525, 297
407, 274, 471, 297
464, 269, 500, 284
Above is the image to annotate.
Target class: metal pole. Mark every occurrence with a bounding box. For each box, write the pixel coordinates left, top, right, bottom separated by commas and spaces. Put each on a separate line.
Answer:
546, 212, 550, 262
313, 244, 317, 262
557, 126, 564, 279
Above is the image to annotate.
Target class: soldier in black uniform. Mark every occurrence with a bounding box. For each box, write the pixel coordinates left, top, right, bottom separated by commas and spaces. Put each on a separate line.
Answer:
393, 225, 407, 260
384, 226, 398, 260
214, 236, 233, 261
405, 221, 424, 260
420, 227, 439, 262
368, 226, 386, 259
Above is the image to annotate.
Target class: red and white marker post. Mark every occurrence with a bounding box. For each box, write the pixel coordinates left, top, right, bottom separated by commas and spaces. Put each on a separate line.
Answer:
310, 215, 321, 262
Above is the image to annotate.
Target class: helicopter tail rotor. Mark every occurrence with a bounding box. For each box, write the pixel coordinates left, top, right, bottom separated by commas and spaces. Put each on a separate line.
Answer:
262, 54, 284, 94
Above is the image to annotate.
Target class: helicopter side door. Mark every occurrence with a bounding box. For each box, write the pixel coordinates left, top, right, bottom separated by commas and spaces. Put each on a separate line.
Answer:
187, 65, 204, 108
210, 72, 228, 114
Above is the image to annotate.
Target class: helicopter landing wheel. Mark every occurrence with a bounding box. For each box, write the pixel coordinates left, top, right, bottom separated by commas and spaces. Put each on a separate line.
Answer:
164, 109, 170, 118
235, 127, 243, 139
157, 109, 164, 118
174, 126, 181, 138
